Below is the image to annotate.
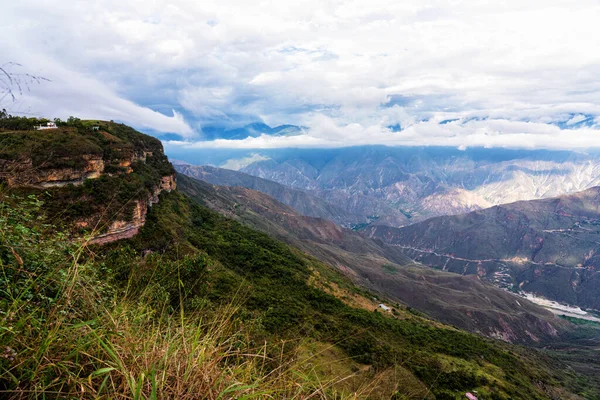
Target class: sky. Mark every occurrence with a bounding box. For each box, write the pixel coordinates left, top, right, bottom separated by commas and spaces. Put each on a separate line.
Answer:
2, 0, 600, 150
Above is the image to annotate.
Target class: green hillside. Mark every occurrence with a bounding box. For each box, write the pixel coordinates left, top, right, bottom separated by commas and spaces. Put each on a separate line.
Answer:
175, 173, 572, 346
0, 119, 597, 399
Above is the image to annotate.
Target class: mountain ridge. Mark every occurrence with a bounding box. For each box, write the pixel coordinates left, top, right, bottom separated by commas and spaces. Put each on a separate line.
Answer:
227, 146, 600, 226
175, 164, 363, 227
367, 186, 600, 310
176, 173, 572, 345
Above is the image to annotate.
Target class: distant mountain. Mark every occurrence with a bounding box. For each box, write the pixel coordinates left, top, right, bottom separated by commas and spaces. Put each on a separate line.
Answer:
177, 173, 570, 344
367, 187, 600, 310
234, 146, 600, 226
175, 164, 363, 227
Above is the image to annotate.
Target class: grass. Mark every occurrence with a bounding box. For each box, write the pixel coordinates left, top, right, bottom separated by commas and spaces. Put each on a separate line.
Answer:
0, 197, 382, 399
2, 191, 591, 399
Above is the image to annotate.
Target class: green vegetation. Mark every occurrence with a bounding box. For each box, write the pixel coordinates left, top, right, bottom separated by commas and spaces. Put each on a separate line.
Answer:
382, 264, 398, 275
0, 191, 591, 399
1, 118, 174, 233
559, 315, 600, 328
0, 113, 169, 171
0, 119, 596, 399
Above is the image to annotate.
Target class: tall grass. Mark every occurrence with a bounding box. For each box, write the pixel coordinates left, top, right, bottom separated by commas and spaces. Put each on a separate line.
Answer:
0, 196, 377, 399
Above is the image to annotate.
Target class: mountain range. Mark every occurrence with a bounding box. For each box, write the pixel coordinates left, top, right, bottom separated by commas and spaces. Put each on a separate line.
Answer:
177, 173, 572, 344
2, 116, 600, 398
367, 187, 600, 310
175, 164, 362, 226
175, 155, 600, 313
222, 146, 600, 227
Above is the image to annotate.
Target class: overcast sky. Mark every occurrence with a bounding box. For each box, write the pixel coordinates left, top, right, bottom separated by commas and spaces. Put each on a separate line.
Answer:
2, 0, 600, 150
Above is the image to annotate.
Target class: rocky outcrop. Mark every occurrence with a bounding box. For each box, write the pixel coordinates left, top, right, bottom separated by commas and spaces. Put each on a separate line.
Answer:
0, 148, 157, 189
0, 146, 176, 246
0, 155, 105, 187
1, 121, 177, 246
88, 174, 176, 245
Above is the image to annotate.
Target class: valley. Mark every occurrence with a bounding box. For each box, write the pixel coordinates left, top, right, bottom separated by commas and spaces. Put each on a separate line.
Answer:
2, 117, 600, 399
367, 187, 600, 311
6, 2, 600, 398
177, 173, 573, 345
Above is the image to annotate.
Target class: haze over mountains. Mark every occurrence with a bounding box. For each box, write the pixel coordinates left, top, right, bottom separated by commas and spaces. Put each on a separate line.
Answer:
175, 164, 361, 226
175, 146, 600, 316
173, 146, 600, 229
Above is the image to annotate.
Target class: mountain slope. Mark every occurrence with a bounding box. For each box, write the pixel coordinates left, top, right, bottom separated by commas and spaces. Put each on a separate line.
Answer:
177, 173, 571, 345
175, 164, 362, 226
2, 118, 595, 398
367, 187, 600, 310
230, 146, 600, 226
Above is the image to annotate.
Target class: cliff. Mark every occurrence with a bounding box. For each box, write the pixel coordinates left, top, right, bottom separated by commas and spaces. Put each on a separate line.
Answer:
88, 175, 176, 244
0, 120, 175, 244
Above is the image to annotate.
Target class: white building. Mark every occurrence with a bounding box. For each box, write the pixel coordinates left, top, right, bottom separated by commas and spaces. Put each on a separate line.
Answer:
35, 122, 58, 130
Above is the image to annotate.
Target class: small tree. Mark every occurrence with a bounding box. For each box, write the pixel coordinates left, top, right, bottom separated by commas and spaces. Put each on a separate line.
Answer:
66, 116, 81, 125
0, 62, 50, 107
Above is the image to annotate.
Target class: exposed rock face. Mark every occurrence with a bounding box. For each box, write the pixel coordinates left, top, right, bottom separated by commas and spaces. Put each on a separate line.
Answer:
88, 200, 147, 245
89, 174, 176, 245
0, 123, 176, 246
0, 145, 158, 189
0, 155, 105, 187
2, 156, 176, 245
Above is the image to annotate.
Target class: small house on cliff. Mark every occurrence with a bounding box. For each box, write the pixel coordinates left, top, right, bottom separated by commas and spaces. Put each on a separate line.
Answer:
34, 122, 57, 130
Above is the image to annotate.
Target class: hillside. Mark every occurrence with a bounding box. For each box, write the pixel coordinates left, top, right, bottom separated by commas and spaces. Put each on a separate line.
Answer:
0, 117, 176, 243
175, 164, 362, 227
177, 173, 572, 345
1, 118, 598, 398
367, 187, 600, 310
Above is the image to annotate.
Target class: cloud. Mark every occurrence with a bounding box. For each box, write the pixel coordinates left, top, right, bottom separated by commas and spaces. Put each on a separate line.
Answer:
165, 116, 600, 150
3, 0, 600, 148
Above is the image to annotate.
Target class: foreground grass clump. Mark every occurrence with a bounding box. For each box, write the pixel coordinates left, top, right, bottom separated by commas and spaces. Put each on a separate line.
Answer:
0, 192, 591, 399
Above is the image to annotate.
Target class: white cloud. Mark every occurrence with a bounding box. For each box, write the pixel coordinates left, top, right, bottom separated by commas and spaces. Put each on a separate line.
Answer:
165, 116, 600, 150
3, 0, 600, 148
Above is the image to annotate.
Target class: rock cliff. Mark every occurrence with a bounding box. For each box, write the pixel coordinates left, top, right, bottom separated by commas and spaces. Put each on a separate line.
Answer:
88, 174, 176, 245
0, 120, 176, 244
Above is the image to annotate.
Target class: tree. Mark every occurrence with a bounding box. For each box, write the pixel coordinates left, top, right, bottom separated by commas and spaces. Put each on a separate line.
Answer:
66, 116, 81, 125
0, 62, 50, 107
